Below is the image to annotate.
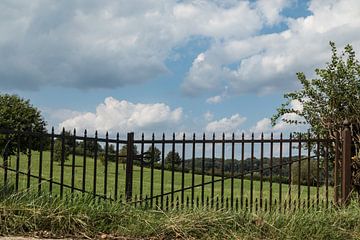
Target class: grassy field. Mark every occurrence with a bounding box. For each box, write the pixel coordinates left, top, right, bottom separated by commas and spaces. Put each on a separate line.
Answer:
1, 151, 333, 208
0, 191, 358, 239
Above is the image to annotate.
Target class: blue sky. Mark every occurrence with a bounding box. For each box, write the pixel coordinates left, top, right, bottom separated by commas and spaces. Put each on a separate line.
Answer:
1, 0, 360, 138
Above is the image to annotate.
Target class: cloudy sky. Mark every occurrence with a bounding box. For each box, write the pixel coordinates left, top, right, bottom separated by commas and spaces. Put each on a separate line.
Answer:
1, 0, 360, 138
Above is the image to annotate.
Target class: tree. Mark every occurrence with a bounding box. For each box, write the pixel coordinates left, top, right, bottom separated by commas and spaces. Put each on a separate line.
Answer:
53, 130, 75, 163
272, 42, 360, 153
165, 151, 182, 166
109, 144, 116, 155
146, 146, 161, 163
53, 139, 70, 163
99, 144, 117, 165
291, 160, 318, 185
119, 145, 138, 163
86, 140, 103, 157
75, 140, 103, 157
272, 42, 360, 194
0, 94, 46, 157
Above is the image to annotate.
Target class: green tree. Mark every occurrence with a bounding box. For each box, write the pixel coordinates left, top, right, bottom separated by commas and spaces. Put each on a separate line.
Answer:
0, 94, 46, 157
99, 144, 117, 165
119, 145, 138, 163
109, 144, 116, 155
53, 139, 70, 163
146, 146, 161, 163
165, 151, 182, 166
75, 140, 102, 157
291, 160, 318, 185
53, 130, 74, 163
272, 42, 360, 154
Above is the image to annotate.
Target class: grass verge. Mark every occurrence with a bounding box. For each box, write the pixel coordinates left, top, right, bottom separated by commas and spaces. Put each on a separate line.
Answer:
0, 190, 359, 239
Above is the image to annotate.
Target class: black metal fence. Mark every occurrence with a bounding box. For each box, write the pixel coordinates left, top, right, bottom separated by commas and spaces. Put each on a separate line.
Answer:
0, 126, 350, 211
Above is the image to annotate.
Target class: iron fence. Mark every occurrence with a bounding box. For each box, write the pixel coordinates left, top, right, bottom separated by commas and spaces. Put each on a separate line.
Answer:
0, 125, 352, 212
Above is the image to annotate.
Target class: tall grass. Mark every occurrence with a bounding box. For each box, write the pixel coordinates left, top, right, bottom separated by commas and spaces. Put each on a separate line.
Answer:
0, 187, 359, 239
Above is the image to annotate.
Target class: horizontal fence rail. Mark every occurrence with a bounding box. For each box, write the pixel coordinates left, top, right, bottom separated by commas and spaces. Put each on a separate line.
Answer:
0, 127, 348, 212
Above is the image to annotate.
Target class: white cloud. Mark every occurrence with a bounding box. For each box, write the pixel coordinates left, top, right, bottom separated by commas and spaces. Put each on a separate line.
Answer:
182, 0, 360, 96
0, 0, 266, 90
250, 100, 307, 136
59, 97, 182, 134
205, 114, 246, 133
43, 108, 83, 122
206, 95, 222, 104
250, 117, 272, 134
42, 108, 84, 131
3, 0, 359, 101
255, 0, 290, 25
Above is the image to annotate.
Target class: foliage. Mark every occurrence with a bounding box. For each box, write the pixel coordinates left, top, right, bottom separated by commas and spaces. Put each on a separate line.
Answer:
291, 160, 319, 185
118, 144, 138, 164
165, 150, 182, 166
99, 144, 117, 165
272, 42, 360, 153
53, 139, 70, 163
53, 130, 74, 163
75, 140, 103, 157
0, 94, 46, 157
0, 94, 46, 132
146, 146, 161, 163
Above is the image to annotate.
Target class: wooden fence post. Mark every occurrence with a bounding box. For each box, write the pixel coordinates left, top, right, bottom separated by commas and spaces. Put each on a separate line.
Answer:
342, 120, 352, 205
125, 132, 134, 202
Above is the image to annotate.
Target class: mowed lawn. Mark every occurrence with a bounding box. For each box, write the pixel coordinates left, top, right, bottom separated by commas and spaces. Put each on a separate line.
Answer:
1, 151, 333, 207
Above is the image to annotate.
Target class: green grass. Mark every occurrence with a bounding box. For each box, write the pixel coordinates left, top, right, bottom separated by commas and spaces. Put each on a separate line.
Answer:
1, 151, 332, 207
0, 191, 359, 239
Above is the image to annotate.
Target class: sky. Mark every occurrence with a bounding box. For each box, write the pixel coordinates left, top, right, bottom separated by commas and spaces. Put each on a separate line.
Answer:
1, 0, 360, 139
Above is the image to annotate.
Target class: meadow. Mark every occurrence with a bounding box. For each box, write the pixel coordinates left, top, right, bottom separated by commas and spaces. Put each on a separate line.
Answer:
1, 150, 333, 209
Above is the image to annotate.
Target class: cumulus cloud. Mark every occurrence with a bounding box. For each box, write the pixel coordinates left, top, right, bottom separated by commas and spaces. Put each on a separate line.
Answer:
42, 108, 84, 130
250, 100, 307, 136
0, 0, 266, 91
255, 0, 290, 25
59, 97, 182, 133
206, 95, 222, 104
250, 118, 273, 134
205, 114, 246, 133
182, 0, 360, 96
3, 0, 359, 99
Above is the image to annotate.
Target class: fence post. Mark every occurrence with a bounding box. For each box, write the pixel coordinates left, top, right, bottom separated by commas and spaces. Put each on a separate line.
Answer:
334, 131, 340, 204
125, 132, 134, 202
342, 120, 352, 205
